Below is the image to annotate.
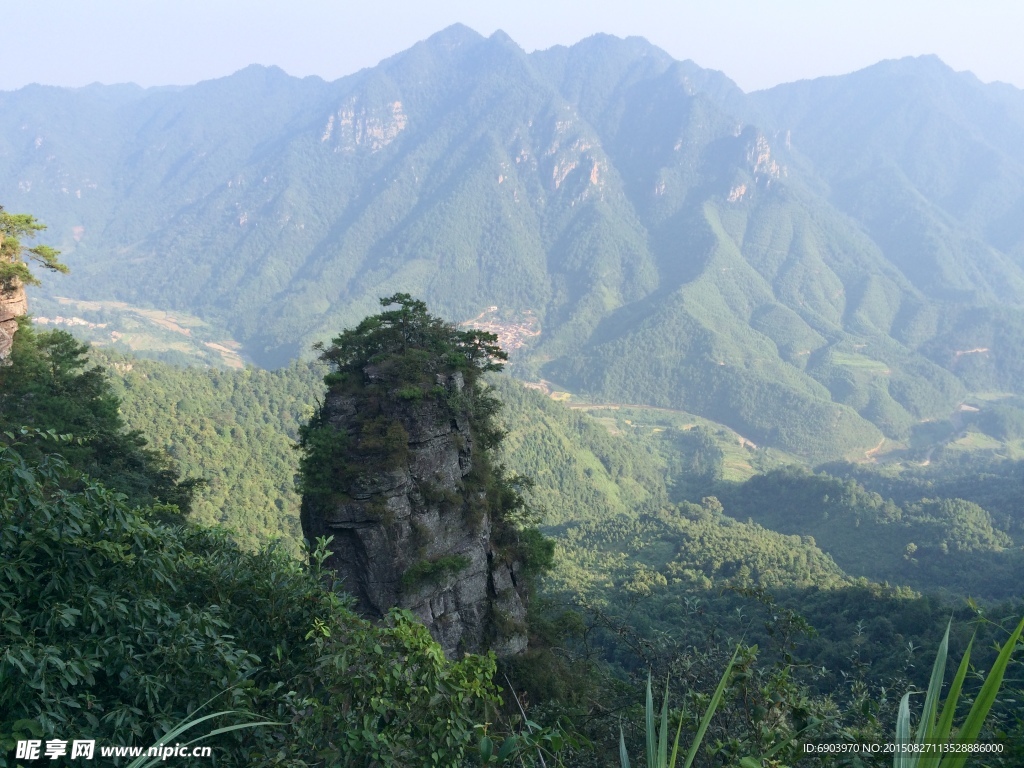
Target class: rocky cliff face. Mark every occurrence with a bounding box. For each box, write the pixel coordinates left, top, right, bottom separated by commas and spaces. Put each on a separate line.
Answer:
0, 279, 27, 362
300, 368, 528, 658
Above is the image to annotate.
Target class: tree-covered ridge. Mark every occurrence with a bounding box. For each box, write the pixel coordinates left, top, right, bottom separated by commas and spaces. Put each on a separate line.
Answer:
103, 350, 324, 551
6, 30, 1024, 460
93, 334, 1024, 603
716, 466, 1024, 599
491, 377, 671, 525
0, 324, 195, 514
550, 500, 850, 601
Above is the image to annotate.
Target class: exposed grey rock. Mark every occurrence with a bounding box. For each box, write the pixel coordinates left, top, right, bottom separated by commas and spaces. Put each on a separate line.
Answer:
301, 371, 528, 658
0, 280, 27, 364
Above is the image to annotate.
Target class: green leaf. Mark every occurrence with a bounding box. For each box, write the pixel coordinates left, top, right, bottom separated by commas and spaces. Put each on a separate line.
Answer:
681, 646, 739, 768
12, 719, 43, 738
658, 676, 669, 768
479, 735, 493, 762
942, 615, 1024, 768
894, 693, 912, 768
646, 672, 656, 768
933, 638, 972, 748
915, 620, 951, 748
497, 735, 518, 762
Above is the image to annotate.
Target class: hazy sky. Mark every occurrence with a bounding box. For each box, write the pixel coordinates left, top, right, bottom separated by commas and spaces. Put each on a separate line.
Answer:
3, 0, 1021, 93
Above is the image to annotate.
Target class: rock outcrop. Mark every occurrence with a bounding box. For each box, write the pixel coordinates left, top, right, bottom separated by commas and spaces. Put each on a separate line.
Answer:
300, 367, 528, 658
0, 280, 27, 363
1, 210, 63, 363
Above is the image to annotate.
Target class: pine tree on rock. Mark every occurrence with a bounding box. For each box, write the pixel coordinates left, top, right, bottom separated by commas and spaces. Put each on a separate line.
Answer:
299, 294, 552, 658
0, 207, 66, 361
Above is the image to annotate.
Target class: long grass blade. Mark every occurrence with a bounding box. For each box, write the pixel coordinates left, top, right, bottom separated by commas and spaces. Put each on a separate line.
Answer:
658, 677, 669, 767
620, 726, 632, 768
137, 710, 244, 749
646, 673, 656, 768
126, 713, 280, 768
894, 693, 912, 768
504, 673, 548, 768
668, 690, 685, 768
922, 637, 974, 768
911, 619, 952, 768
942, 616, 1024, 768
125, 683, 246, 760
181, 719, 282, 747
933, 637, 972, 746
916, 620, 951, 746
681, 646, 739, 768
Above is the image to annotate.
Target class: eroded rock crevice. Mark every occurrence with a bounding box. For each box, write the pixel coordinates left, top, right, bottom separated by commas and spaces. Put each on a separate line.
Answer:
300, 371, 528, 658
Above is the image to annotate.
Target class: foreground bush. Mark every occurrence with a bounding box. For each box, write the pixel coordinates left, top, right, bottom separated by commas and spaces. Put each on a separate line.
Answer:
0, 439, 500, 766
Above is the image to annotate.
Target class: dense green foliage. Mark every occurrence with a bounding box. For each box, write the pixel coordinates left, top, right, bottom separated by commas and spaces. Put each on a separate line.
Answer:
0, 324, 194, 513
715, 467, 1024, 599
103, 350, 324, 551
4, 321, 1023, 764
0, 441, 512, 767
821, 453, 1024, 540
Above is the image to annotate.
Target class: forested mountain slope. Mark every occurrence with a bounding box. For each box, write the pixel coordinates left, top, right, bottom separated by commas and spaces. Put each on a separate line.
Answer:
5, 329, 1022, 768
749, 57, 1024, 392
92, 347, 1023, 602
6, 326, 1017, 763
106, 354, 323, 550
5, 28, 1024, 461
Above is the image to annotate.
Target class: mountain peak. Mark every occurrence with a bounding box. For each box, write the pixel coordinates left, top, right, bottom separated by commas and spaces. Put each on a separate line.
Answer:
423, 23, 485, 50
234, 63, 290, 77
568, 32, 671, 62
215, 64, 296, 86
488, 28, 522, 50
867, 54, 956, 80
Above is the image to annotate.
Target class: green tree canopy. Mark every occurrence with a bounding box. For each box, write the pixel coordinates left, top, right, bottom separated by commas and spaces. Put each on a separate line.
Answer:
0, 324, 196, 513
0, 440, 503, 766
315, 292, 508, 378
0, 207, 66, 289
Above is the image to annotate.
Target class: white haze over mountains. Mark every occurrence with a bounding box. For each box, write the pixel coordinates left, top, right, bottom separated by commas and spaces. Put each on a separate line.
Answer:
4, 26, 1024, 465
3, 0, 1023, 93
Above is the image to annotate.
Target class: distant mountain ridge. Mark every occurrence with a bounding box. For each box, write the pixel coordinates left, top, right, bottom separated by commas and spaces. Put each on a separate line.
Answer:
3, 25, 1024, 461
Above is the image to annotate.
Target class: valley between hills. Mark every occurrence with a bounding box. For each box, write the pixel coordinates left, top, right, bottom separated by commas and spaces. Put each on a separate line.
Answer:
2, 24, 1024, 767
